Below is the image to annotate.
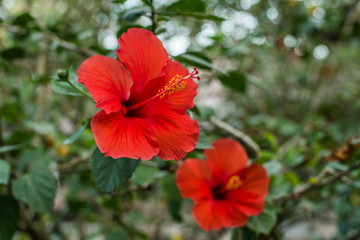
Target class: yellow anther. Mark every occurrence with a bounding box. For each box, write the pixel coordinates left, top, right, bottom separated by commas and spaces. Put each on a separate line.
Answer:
157, 74, 187, 99
225, 175, 243, 190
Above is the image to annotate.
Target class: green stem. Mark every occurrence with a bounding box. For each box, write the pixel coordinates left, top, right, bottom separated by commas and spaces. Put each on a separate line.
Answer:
66, 79, 93, 100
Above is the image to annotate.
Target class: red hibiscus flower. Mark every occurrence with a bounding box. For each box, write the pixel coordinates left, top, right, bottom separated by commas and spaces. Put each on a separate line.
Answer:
77, 28, 200, 160
176, 138, 269, 231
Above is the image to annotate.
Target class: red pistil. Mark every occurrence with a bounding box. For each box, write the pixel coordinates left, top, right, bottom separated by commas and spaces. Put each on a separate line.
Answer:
121, 106, 127, 116
190, 67, 200, 81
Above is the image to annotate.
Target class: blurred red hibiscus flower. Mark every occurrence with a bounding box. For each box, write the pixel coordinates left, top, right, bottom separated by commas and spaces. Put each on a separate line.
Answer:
77, 28, 200, 160
176, 138, 269, 231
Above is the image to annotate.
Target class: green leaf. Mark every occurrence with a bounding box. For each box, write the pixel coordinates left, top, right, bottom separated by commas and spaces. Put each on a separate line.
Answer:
327, 161, 349, 171
12, 13, 36, 27
122, 225, 148, 240
168, 198, 182, 222
179, 12, 225, 21
31, 74, 51, 84
117, 24, 144, 37
241, 227, 257, 240
256, 151, 274, 165
0, 160, 10, 185
160, 11, 225, 21
68, 68, 89, 93
195, 129, 213, 149
161, 174, 183, 221
106, 228, 130, 240
52, 68, 90, 97
131, 164, 158, 186
263, 160, 282, 176
167, 0, 206, 13
264, 132, 278, 150
17, 149, 51, 173
112, 0, 127, 3
174, 51, 212, 70
283, 171, 300, 186
192, 105, 215, 120
218, 71, 247, 93
141, 0, 153, 8
91, 147, 140, 192
64, 119, 90, 145
174, 51, 224, 72
51, 79, 83, 96
0, 144, 25, 154
231, 229, 238, 240
231, 227, 257, 240
1, 47, 26, 60
247, 115, 299, 138
0, 196, 19, 240
123, 7, 150, 22
161, 174, 182, 200
246, 203, 277, 234
12, 170, 57, 214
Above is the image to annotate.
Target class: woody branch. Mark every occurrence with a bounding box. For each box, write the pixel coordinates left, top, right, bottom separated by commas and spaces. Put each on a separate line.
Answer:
272, 135, 360, 205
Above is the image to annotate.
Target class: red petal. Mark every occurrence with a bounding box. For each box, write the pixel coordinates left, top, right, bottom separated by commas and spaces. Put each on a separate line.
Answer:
225, 163, 269, 217
127, 60, 197, 113
117, 28, 169, 96
226, 191, 266, 217
176, 158, 212, 200
143, 107, 199, 160
161, 61, 197, 112
215, 200, 248, 228
192, 200, 247, 231
77, 55, 131, 114
91, 110, 159, 160
204, 138, 248, 184
238, 163, 269, 198
192, 200, 220, 231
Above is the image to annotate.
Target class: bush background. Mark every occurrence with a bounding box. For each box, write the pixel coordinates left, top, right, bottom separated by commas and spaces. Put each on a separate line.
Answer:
1, 0, 360, 239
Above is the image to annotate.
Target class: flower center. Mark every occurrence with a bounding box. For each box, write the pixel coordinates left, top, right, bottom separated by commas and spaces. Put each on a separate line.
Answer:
211, 175, 243, 199
225, 175, 243, 190
126, 68, 200, 113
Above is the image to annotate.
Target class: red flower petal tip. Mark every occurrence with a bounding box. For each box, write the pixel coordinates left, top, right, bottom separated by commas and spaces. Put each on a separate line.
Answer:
77, 28, 199, 160
176, 138, 270, 231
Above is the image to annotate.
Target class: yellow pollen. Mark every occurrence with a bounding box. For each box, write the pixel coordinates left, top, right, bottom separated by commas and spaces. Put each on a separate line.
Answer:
157, 74, 187, 99
225, 175, 243, 190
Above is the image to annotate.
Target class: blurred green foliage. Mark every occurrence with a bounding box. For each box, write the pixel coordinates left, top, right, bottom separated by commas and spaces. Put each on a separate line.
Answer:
1, 0, 360, 239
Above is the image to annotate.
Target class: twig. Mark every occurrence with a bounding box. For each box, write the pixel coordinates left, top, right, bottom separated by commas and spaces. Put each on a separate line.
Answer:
47, 34, 99, 57
273, 134, 360, 204
326, 167, 354, 186
0, 23, 99, 58
140, 160, 158, 168
209, 116, 260, 158
272, 160, 360, 205
150, 0, 157, 33
341, 0, 360, 37
35, 36, 49, 122
56, 152, 92, 171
